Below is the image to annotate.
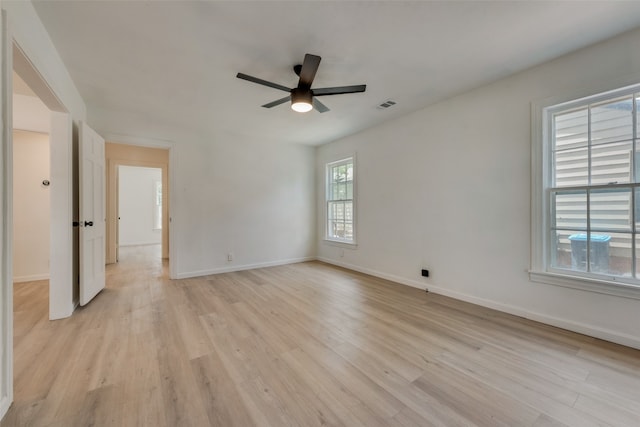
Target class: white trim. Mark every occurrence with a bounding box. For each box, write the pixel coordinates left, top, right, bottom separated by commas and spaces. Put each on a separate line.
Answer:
318, 257, 640, 350
0, 397, 9, 423
529, 270, 640, 300
176, 256, 316, 279
321, 239, 358, 249
13, 273, 49, 283
317, 257, 427, 290
118, 242, 161, 247
99, 133, 174, 150
0, 8, 13, 420
426, 281, 640, 351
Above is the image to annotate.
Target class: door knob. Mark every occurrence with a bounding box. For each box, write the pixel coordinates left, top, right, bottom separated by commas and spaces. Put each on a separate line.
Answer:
84, 221, 94, 227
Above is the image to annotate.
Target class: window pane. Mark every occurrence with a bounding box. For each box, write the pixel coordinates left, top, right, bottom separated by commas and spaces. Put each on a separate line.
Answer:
636, 235, 640, 278
338, 165, 346, 181
330, 183, 338, 200
636, 94, 640, 135
554, 108, 588, 151
338, 182, 346, 199
334, 221, 345, 238
332, 166, 340, 182
552, 190, 586, 230
344, 222, 353, 240
550, 230, 576, 270
589, 188, 632, 232
328, 201, 340, 220
554, 147, 588, 187
635, 188, 640, 231
591, 96, 633, 145
561, 232, 618, 274
590, 141, 632, 185
326, 158, 355, 242
605, 232, 632, 277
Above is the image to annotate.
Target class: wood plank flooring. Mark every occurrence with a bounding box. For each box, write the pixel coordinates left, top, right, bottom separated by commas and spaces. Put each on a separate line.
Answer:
4, 245, 640, 426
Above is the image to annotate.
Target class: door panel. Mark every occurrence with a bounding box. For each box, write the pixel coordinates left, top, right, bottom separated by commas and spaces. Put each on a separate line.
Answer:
79, 122, 105, 306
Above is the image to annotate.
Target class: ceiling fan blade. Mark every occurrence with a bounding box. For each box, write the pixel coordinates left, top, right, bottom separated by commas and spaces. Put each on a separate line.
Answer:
262, 96, 291, 108
313, 85, 367, 96
298, 54, 321, 88
312, 98, 330, 113
236, 73, 291, 92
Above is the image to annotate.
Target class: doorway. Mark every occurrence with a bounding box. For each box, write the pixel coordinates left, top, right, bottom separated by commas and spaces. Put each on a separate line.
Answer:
105, 142, 170, 267
12, 74, 50, 288
117, 165, 163, 264
11, 58, 73, 321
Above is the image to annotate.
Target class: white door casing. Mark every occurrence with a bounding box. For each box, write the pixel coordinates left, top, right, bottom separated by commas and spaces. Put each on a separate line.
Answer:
79, 122, 105, 305
0, 5, 13, 419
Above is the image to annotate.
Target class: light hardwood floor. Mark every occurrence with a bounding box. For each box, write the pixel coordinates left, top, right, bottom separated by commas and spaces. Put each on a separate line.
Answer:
4, 245, 640, 426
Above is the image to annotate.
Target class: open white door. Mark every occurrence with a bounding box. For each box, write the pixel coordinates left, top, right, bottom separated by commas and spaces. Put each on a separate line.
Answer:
79, 122, 105, 305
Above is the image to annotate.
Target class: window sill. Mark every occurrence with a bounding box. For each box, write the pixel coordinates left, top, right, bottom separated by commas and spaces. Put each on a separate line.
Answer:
529, 270, 640, 300
323, 239, 358, 249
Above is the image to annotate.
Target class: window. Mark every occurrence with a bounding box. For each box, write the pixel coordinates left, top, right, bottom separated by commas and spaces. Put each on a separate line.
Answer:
532, 83, 640, 296
153, 180, 162, 230
326, 157, 355, 244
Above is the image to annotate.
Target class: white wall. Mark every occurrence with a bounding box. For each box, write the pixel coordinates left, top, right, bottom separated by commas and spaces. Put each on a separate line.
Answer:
12, 89, 50, 282
12, 130, 49, 282
91, 108, 317, 277
13, 94, 49, 133
317, 27, 640, 349
171, 134, 316, 277
118, 166, 161, 247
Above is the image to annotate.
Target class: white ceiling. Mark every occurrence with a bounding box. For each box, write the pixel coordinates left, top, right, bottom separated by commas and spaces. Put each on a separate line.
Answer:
31, 1, 640, 146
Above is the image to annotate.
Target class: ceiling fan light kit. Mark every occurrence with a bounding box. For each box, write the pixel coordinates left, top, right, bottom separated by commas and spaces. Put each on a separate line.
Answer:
291, 88, 313, 112
236, 53, 366, 113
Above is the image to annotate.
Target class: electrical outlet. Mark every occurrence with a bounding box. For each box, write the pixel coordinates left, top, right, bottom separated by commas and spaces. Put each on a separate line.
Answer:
421, 269, 429, 277
227, 253, 233, 262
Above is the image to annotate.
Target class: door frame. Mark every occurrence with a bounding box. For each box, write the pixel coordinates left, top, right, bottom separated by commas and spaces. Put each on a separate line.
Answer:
14, 42, 73, 319
0, 8, 12, 419
1, 20, 75, 419
102, 134, 177, 279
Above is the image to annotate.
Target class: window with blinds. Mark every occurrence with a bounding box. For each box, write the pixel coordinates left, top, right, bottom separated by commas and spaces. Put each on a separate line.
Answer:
326, 157, 355, 243
549, 89, 640, 281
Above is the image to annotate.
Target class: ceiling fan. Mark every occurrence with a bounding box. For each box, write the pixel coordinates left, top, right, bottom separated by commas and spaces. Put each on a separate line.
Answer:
236, 53, 366, 113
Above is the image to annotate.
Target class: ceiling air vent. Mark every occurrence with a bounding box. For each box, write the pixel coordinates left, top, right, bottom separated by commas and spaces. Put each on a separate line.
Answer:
377, 99, 397, 110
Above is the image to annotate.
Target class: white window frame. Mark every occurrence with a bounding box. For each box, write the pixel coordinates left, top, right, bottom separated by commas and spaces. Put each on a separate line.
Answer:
153, 180, 162, 231
531, 81, 640, 300
325, 156, 356, 245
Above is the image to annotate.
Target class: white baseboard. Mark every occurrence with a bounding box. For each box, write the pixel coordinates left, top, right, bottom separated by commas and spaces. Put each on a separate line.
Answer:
119, 242, 161, 247
13, 273, 49, 283
176, 256, 316, 279
0, 395, 11, 422
316, 257, 427, 290
317, 257, 640, 350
